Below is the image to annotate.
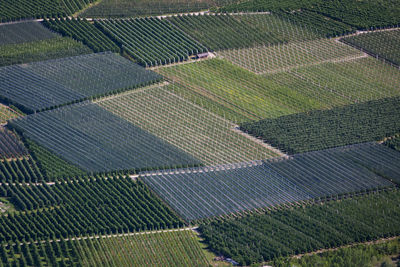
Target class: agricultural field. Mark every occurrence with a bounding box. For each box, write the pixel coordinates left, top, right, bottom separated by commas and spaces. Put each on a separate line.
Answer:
241, 97, 400, 154
75, 230, 209, 267
0, 52, 161, 112
80, 0, 234, 17
0, 0, 97, 22
199, 189, 400, 265
0, 177, 183, 242
157, 59, 325, 123
44, 18, 120, 53
0, 21, 56, 45
0, 36, 91, 67
142, 142, 396, 221
98, 84, 278, 165
95, 18, 206, 66
0, 127, 27, 159
342, 29, 400, 66
10, 102, 200, 172
166, 14, 296, 51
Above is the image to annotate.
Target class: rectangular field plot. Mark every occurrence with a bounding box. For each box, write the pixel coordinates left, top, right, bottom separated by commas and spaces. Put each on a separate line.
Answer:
10, 102, 200, 172
218, 38, 364, 74
157, 59, 326, 122
0, 21, 56, 45
97, 84, 279, 166
341, 29, 400, 66
0, 36, 92, 67
266, 57, 400, 108
0, 52, 161, 112
0, 127, 27, 159
75, 230, 209, 267
142, 143, 396, 221
95, 18, 206, 67
241, 97, 400, 154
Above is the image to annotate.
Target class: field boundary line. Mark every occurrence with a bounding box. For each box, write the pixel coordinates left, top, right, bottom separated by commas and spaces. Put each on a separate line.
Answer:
5, 227, 199, 247
231, 126, 287, 157
93, 81, 170, 103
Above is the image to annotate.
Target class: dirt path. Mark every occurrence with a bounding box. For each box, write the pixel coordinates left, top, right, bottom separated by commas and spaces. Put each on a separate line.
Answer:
6, 227, 199, 247
337, 26, 400, 39
291, 236, 399, 260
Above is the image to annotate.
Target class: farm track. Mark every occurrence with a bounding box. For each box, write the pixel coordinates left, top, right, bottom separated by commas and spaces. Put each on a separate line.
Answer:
6, 227, 199, 247
290, 235, 400, 260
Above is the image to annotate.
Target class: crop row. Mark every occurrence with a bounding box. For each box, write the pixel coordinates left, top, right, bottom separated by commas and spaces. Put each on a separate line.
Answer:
199, 189, 400, 265
0, 127, 27, 159
95, 18, 206, 67
0, 0, 96, 22
142, 142, 396, 221
43, 18, 120, 53
0, 52, 161, 112
0, 177, 182, 243
241, 96, 400, 154
10, 102, 200, 172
